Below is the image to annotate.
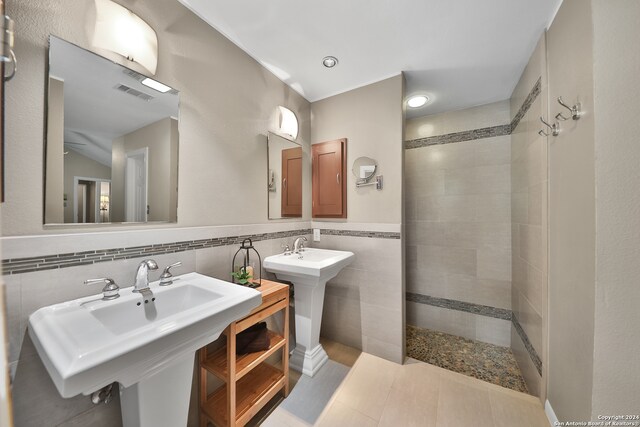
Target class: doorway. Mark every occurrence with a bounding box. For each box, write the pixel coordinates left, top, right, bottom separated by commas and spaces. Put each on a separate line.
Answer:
125, 147, 148, 222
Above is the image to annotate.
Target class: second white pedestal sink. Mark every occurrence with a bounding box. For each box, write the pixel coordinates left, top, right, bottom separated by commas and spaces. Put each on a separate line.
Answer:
28, 272, 261, 427
263, 248, 354, 377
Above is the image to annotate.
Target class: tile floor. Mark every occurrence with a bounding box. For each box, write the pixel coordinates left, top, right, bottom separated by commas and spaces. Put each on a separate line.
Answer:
316, 353, 550, 427
246, 337, 362, 426
406, 325, 529, 393
247, 337, 547, 426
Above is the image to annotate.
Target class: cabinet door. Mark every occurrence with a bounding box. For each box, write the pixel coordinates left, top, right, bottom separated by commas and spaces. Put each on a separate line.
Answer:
281, 146, 302, 217
312, 139, 346, 218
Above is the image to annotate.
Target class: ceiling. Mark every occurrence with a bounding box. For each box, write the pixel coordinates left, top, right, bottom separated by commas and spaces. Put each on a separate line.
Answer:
49, 37, 179, 166
178, 0, 561, 119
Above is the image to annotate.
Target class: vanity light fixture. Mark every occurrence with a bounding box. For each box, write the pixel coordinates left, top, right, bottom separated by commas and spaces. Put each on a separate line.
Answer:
92, 0, 158, 75
322, 56, 338, 68
407, 95, 429, 108
277, 106, 299, 140
141, 77, 171, 93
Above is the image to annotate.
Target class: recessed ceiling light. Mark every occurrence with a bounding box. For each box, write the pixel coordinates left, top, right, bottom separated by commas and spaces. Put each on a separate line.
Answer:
407, 95, 429, 108
322, 56, 338, 68
141, 77, 171, 93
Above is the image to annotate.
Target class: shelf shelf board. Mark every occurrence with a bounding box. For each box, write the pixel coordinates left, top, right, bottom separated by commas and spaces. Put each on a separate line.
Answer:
202, 363, 285, 427
202, 330, 286, 382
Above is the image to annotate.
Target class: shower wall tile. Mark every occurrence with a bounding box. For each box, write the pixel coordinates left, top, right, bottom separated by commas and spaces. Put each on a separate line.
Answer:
405, 102, 512, 347
511, 328, 542, 397
407, 302, 511, 348
477, 248, 512, 282
405, 100, 510, 141
510, 32, 548, 401
476, 316, 512, 347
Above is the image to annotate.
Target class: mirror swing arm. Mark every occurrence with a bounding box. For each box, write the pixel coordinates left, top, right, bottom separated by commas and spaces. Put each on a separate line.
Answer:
355, 175, 383, 190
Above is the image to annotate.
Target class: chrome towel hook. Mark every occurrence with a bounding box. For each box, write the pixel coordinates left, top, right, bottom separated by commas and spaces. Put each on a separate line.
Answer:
540, 116, 560, 136
556, 96, 581, 121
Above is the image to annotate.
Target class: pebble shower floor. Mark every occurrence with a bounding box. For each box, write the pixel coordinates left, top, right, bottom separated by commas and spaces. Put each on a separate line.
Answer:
406, 325, 529, 393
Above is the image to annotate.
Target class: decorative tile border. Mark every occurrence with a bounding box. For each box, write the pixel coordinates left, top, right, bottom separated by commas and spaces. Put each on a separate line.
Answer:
319, 229, 401, 239
404, 124, 511, 149
406, 292, 511, 320
510, 77, 542, 131
512, 314, 543, 376
404, 76, 542, 150
406, 292, 542, 376
1, 229, 311, 275
1, 226, 401, 275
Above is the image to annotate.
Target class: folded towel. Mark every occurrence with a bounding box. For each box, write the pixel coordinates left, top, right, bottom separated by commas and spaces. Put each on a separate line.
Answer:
236, 322, 270, 355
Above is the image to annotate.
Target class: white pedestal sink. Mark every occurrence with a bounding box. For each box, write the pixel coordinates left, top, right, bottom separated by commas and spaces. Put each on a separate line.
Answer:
28, 272, 261, 427
263, 248, 354, 377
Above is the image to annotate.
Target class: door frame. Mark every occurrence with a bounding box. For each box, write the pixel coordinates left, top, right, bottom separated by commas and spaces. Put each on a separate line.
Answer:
124, 147, 149, 222
73, 176, 111, 224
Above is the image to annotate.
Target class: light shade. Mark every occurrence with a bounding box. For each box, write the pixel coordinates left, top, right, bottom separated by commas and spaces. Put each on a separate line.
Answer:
277, 106, 299, 140
92, 0, 158, 75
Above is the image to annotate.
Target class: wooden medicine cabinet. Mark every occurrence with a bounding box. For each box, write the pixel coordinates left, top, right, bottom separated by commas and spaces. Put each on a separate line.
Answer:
312, 138, 347, 218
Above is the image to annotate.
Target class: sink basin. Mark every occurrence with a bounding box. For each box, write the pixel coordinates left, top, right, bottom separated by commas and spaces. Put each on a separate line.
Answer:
29, 272, 261, 427
263, 248, 355, 286
264, 248, 354, 377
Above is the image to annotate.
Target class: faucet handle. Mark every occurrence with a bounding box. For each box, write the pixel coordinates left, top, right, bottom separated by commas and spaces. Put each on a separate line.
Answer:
159, 262, 182, 286
281, 243, 292, 256
85, 278, 120, 300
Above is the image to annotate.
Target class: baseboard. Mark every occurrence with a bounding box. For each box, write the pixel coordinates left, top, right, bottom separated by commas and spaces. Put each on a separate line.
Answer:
545, 399, 559, 426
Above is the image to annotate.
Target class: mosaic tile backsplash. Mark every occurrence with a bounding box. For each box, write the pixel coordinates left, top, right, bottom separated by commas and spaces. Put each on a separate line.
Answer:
1, 228, 400, 275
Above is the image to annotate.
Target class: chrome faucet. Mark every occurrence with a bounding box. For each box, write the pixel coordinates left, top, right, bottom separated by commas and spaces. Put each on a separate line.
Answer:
133, 259, 158, 293
293, 236, 307, 254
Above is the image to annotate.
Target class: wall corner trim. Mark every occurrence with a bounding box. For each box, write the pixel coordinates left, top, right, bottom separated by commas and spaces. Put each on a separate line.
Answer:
545, 399, 559, 426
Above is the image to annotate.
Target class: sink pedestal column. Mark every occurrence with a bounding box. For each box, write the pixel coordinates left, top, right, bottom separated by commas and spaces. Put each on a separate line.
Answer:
289, 281, 329, 377
120, 353, 194, 427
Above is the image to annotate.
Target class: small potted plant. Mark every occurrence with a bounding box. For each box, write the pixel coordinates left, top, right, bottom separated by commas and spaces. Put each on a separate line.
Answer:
231, 267, 253, 286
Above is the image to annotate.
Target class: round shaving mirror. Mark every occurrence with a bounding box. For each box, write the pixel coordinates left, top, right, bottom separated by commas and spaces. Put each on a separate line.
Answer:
352, 156, 377, 184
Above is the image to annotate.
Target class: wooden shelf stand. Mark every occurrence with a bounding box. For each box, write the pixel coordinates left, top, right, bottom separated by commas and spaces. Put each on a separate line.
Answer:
199, 280, 290, 427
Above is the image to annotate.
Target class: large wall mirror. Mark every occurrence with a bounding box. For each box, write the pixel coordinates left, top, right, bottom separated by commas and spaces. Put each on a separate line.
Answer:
267, 132, 302, 219
44, 36, 179, 225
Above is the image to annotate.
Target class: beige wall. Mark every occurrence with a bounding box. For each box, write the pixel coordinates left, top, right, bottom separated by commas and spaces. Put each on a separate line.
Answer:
405, 102, 512, 347
509, 33, 548, 401
546, 0, 597, 421
3, 0, 311, 237
44, 77, 64, 224
590, 0, 640, 417
62, 149, 112, 223
2, 0, 312, 425
111, 117, 178, 222
311, 75, 404, 224
310, 76, 405, 363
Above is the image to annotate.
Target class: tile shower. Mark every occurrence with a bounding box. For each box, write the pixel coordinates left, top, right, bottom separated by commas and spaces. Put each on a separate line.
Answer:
404, 44, 547, 396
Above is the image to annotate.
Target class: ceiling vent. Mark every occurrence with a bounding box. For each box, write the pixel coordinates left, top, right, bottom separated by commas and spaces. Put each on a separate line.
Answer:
122, 68, 145, 82
113, 83, 154, 102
